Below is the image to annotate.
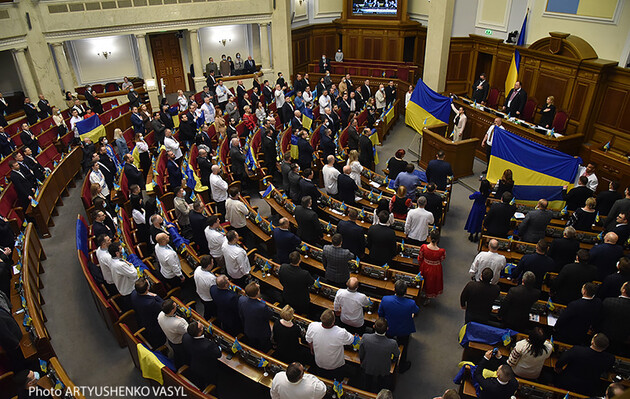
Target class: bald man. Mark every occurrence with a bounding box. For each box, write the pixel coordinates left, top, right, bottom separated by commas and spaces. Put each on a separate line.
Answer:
273, 218, 301, 264
334, 277, 371, 334
590, 232, 625, 281
209, 164, 228, 217
518, 199, 552, 243
337, 164, 359, 206
155, 233, 184, 286
322, 155, 341, 195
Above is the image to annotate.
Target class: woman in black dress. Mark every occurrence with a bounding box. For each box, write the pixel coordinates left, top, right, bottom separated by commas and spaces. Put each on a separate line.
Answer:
272, 306, 307, 363
494, 169, 514, 199
539, 96, 556, 129
568, 197, 597, 232
387, 149, 408, 180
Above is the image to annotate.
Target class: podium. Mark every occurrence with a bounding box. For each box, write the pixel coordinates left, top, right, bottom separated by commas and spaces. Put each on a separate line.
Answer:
418, 125, 479, 180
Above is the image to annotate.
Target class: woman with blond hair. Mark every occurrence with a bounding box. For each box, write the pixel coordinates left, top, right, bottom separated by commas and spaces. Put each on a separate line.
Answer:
271, 305, 305, 363
567, 197, 597, 232
113, 128, 129, 161
539, 96, 556, 129
347, 149, 363, 187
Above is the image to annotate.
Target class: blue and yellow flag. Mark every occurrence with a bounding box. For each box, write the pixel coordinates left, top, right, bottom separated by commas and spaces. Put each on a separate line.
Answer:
302, 107, 313, 131
313, 277, 321, 288
333, 380, 344, 397
231, 338, 243, 353
76, 114, 106, 142
290, 134, 299, 159
505, 12, 528, 97
405, 78, 452, 135
487, 127, 581, 210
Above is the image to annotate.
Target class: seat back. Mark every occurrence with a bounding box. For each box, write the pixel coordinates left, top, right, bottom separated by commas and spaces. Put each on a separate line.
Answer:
521, 98, 537, 122
486, 87, 499, 108
552, 111, 569, 133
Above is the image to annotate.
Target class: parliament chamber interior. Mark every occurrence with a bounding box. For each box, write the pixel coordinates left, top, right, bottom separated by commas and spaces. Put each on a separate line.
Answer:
1, 0, 630, 398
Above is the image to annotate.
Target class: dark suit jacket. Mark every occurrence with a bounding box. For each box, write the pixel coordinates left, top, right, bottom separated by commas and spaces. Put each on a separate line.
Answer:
297, 137, 314, 170
590, 243, 624, 281
229, 146, 246, 177
562, 185, 593, 211
548, 237, 580, 271
178, 120, 196, 143
273, 227, 301, 264
130, 291, 166, 348
605, 198, 630, 231
298, 178, 320, 203
498, 285, 540, 332
471, 79, 489, 103
238, 296, 272, 343
518, 209, 552, 243
20, 130, 40, 154
210, 286, 242, 335
337, 220, 365, 259
131, 112, 145, 134
597, 272, 630, 300
124, 163, 144, 189
281, 102, 294, 125
425, 159, 453, 191
0, 132, 15, 157
278, 264, 314, 315
281, 162, 291, 192
262, 135, 277, 172
612, 223, 630, 246
288, 172, 302, 202
361, 85, 372, 100
150, 119, 166, 144
18, 162, 37, 187
337, 174, 358, 206
0, 307, 22, 356
319, 58, 330, 73
128, 91, 140, 108
460, 280, 501, 324
10, 169, 35, 208
189, 211, 208, 255
92, 221, 112, 238
182, 334, 221, 387
551, 262, 598, 305
294, 205, 322, 244
358, 135, 374, 168
197, 156, 212, 187
554, 297, 601, 345
596, 190, 623, 217
504, 88, 527, 115
167, 160, 183, 191
347, 126, 359, 151
23, 103, 38, 125
37, 99, 51, 118
320, 134, 336, 160
597, 296, 630, 346
555, 345, 615, 396
420, 192, 443, 224
359, 333, 399, 377
474, 356, 518, 399
367, 224, 397, 266
514, 252, 555, 288
160, 111, 175, 130
23, 156, 45, 183
483, 202, 516, 238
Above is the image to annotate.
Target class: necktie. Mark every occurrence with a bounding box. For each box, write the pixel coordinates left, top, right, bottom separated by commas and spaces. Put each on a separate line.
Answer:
509, 90, 517, 102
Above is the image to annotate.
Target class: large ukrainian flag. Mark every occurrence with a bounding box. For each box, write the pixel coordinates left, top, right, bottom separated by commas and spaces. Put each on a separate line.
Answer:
405, 78, 451, 134
487, 127, 581, 210
76, 114, 106, 142
505, 12, 528, 97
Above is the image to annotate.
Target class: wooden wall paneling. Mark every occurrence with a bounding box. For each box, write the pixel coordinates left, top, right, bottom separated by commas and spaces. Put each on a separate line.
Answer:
569, 82, 589, 121
596, 86, 627, 128
348, 35, 359, 59
388, 37, 398, 61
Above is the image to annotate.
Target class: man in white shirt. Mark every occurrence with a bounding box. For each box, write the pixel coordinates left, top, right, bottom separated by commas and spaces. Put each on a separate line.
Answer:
215, 80, 231, 110
270, 362, 326, 399
107, 242, 138, 311
225, 186, 250, 242
163, 129, 182, 160
200, 96, 215, 125
581, 162, 599, 192
404, 196, 435, 246
274, 84, 285, 110
177, 89, 188, 112
209, 165, 228, 216
481, 117, 502, 174
194, 255, 217, 319
95, 234, 116, 291
469, 239, 506, 285
69, 109, 82, 138
305, 309, 354, 381
322, 155, 340, 196
157, 299, 189, 368
204, 215, 227, 270
89, 161, 109, 197
334, 277, 371, 335
319, 90, 331, 111
155, 233, 185, 286
222, 230, 251, 288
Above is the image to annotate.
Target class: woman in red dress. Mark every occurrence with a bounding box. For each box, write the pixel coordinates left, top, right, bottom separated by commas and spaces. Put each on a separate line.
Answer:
417, 229, 445, 304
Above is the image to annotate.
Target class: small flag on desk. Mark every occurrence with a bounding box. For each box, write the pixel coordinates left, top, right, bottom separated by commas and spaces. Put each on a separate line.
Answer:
352, 334, 361, 351
333, 380, 344, 398
39, 359, 48, 373
257, 357, 269, 368
205, 323, 213, 335
313, 277, 321, 289
603, 141, 611, 151
414, 272, 424, 283
547, 297, 555, 311
30, 198, 39, 208
231, 338, 242, 354
595, 212, 600, 223
501, 332, 512, 346
563, 393, 569, 399
400, 239, 405, 252
560, 206, 568, 217
509, 197, 515, 205
262, 185, 273, 198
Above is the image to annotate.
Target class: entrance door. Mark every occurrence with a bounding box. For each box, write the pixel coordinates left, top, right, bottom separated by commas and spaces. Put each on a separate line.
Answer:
149, 33, 186, 96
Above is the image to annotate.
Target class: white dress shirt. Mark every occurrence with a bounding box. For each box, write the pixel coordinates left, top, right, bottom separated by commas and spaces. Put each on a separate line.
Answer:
90, 169, 109, 196
157, 312, 188, 344
469, 251, 506, 284
348, 161, 363, 187
225, 198, 248, 228
201, 102, 215, 124
582, 171, 599, 192
303, 91, 313, 104
209, 173, 228, 202
154, 244, 183, 279
485, 124, 496, 146
109, 257, 138, 295
132, 208, 146, 225
270, 372, 327, 399
274, 89, 285, 109
334, 289, 370, 328
216, 85, 230, 103
70, 115, 82, 136
305, 322, 354, 370
205, 227, 227, 258
319, 95, 331, 110
405, 92, 412, 108
164, 137, 182, 160
404, 208, 435, 242
95, 247, 115, 284
322, 165, 341, 195
177, 95, 188, 112
222, 242, 251, 279
194, 266, 217, 302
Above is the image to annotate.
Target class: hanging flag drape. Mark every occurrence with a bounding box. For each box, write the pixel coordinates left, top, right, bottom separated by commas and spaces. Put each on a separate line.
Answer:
505, 12, 528, 97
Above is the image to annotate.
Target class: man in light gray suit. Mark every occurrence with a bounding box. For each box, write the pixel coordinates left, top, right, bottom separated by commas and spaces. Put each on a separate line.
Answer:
518, 199, 553, 243
359, 317, 400, 393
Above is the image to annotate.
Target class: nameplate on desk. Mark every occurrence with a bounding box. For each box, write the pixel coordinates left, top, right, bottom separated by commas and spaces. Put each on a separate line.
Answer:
513, 212, 525, 219
331, 209, 344, 215
369, 181, 381, 189
547, 315, 557, 327
528, 314, 540, 322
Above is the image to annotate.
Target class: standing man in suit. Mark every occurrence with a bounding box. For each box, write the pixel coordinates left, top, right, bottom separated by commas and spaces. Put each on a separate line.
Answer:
337, 165, 359, 207
347, 119, 360, 152
123, 154, 144, 189
182, 321, 221, 389
605, 186, 630, 231
502, 81, 527, 116
358, 128, 374, 170
189, 202, 208, 255
518, 199, 553, 243
297, 131, 314, 172
590, 232, 624, 281
295, 196, 323, 246
166, 151, 183, 192
498, 271, 540, 332
610, 212, 630, 245
0, 126, 16, 157
562, 176, 593, 211
319, 54, 330, 73
243, 56, 256, 74
238, 282, 273, 352
127, 87, 140, 108
483, 192, 516, 238
196, 147, 212, 188
205, 57, 219, 77
359, 318, 400, 393
384, 81, 397, 107
229, 137, 247, 190
37, 94, 51, 119
367, 211, 397, 266
551, 249, 597, 305
473, 353, 518, 399
512, 239, 555, 289
554, 282, 601, 345
290, 110, 303, 132
0, 92, 8, 126
273, 218, 301, 264
281, 97, 295, 126
130, 278, 166, 348
597, 181, 623, 217
23, 98, 38, 125
130, 106, 144, 135
8, 160, 35, 209
298, 168, 320, 204
471, 73, 489, 104
278, 251, 314, 316
20, 148, 45, 183
19, 123, 40, 155
425, 151, 453, 191
261, 126, 279, 178
288, 163, 302, 203
319, 128, 336, 160
361, 80, 372, 100
322, 234, 353, 287
460, 268, 501, 324
339, 93, 351, 128
210, 275, 242, 335
337, 209, 366, 259
419, 183, 444, 225
597, 281, 630, 355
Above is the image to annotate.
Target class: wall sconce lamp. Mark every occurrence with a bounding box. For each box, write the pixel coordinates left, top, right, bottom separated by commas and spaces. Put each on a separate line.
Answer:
219, 38, 232, 46
298, 0, 306, 5
98, 50, 112, 59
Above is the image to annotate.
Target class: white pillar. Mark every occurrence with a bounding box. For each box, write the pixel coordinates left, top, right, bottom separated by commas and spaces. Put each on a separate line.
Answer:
270, 0, 292, 77
51, 42, 75, 93
423, 0, 455, 92
189, 29, 206, 92
135, 34, 159, 108
13, 48, 38, 100
259, 23, 270, 70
